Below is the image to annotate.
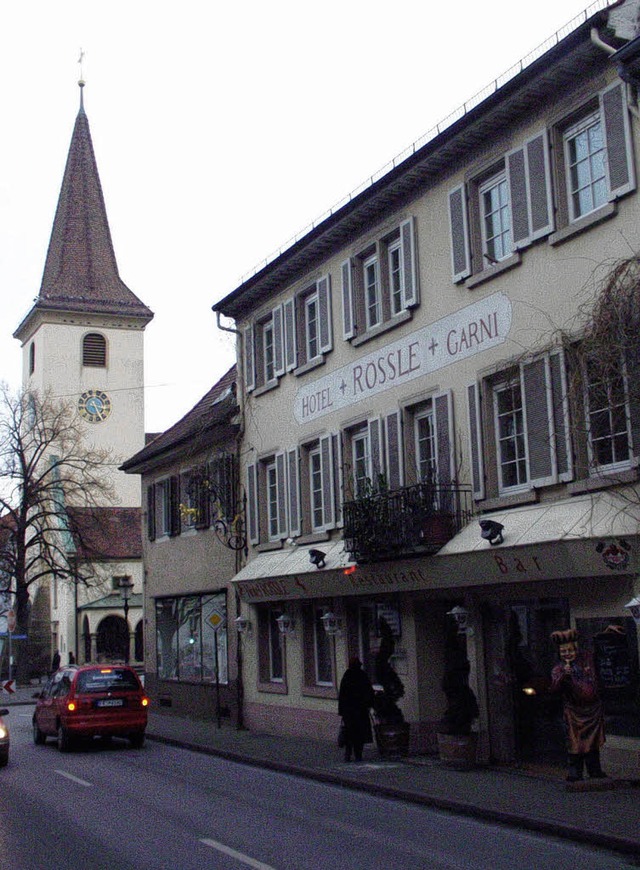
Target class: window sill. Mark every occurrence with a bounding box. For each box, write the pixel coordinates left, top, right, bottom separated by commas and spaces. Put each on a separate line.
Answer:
302, 685, 338, 700
549, 202, 616, 247
253, 378, 280, 398
466, 252, 522, 290
256, 540, 284, 553
568, 466, 638, 495
257, 680, 288, 695
294, 356, 325, 377
351, 309, 412, 347
295, 531, 330, 546
478, 489, 539, 512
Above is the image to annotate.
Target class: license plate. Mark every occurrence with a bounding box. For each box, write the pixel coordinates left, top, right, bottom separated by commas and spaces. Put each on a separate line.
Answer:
96, 699, 124, 707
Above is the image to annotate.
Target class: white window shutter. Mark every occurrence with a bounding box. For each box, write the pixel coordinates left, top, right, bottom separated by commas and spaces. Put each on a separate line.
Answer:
341, 259, 355, 340
368, 418, 383, 488
283, 299, 297, 372
526, 130, 554, 240
507, 146, 531, 248
385, 411, 403, 490
400, 217, 419, 308
548, 348, 573, 483
275, 451, 287, 536
320, 434, 336, 530
244, 324, 255, 392
448, 185, 471, 282
273, 306, 285, 378
601, 81, 636, 200
467, 383, 485, 500
246, 463, 259, 544
287, 447, 301, 537
521, 355, 556, 487
317, 274, 333, 354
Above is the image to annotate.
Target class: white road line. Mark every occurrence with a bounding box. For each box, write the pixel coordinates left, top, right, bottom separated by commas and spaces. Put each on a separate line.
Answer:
199, 838, 276, 870
54, 770, 93, 787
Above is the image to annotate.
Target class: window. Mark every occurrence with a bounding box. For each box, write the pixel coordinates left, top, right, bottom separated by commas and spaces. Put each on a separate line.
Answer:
480, 171, 512, 264
352, 429, 371, 498
309, 447, 324, 531
305, 292, 319, 362
153, 477, 180, 538
257, 606, 285, 686
155, 593, 227, 684
341, 217, 419, 342
29, 342, 35, 375
82, 333, 107, 367
584, 356, 632, 472
302, 605, 335, 692
493, 380, 528, 492
564, 112, 606, 221
244, 308, 284, 392
415, 407, 436, 483
246, 454, 287, 545
266, 461, 279, 540
281, 275, 333, 374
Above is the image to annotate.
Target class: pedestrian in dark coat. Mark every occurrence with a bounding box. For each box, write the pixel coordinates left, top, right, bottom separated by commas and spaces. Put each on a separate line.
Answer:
338, 657, 374, 762
50, 650, 61, 674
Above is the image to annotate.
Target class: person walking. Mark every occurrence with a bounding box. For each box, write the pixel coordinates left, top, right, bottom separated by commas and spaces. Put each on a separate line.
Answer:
50, 650, 61, 674
338, 656, 374, 762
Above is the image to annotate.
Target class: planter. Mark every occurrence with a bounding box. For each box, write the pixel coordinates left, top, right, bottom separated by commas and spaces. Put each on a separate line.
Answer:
375, 722, 411, 758
437, 731, 478, 769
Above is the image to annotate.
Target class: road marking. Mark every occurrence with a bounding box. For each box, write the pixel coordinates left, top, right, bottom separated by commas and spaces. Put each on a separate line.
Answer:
199, 838, 276, 869
54, 770, 93, 787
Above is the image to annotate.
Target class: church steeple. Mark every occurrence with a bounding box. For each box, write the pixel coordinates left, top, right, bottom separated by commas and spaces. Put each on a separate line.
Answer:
15, 83, 152, 339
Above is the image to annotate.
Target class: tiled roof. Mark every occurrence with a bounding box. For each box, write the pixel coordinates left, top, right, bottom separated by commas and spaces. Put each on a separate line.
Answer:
14, 93, 152, 338
121, 365, 238, 472
67, 506, 142, 561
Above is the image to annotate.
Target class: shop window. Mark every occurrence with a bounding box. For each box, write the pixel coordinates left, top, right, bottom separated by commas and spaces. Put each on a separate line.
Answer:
257, 606, 286, 689
155, 592, 227, 684
302, 605, 335, 693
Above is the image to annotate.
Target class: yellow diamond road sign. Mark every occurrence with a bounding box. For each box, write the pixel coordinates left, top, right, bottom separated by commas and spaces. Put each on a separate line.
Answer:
207, 609, 225, 631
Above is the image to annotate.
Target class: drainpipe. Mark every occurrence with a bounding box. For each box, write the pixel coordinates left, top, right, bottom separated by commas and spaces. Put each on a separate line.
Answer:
215, 309, 247, 729
591, 25, 640, 118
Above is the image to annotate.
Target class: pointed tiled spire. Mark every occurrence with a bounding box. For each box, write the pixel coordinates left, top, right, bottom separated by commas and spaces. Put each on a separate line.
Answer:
34, 83, 152, 322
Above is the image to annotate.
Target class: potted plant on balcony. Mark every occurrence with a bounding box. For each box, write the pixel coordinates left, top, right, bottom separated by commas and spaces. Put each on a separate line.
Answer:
372, 616, 410, 757
436, 617, 479, 768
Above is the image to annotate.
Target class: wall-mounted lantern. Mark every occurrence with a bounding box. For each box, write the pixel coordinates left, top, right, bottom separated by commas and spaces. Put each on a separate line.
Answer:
624, 596, 640, 624
235, 615, 252, 635
276, 613, 295, 635
447, 605, 470, 635
320, 611, 342, 636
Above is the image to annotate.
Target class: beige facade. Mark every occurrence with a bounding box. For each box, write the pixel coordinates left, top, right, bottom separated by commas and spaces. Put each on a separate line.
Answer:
214, 9, 640, 776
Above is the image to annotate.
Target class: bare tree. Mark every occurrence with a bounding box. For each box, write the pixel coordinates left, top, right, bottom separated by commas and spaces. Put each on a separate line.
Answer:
0, 384, 117, 646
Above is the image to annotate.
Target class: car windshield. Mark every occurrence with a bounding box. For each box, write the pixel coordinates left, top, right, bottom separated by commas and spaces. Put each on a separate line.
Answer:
76, 669, 140, 693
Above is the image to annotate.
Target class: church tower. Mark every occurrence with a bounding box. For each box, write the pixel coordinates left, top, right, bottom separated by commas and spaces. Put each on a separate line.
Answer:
13, 82, 153, 507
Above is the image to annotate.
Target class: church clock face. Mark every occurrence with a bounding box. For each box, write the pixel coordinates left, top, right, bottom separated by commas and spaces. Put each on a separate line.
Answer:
78, 389, 112, 423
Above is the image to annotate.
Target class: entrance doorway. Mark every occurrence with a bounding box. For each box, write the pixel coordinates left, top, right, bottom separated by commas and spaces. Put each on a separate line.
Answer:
96, 615, 129, 662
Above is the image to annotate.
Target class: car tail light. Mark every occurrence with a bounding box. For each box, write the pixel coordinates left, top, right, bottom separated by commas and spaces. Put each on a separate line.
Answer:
0, 725, 7, 739
67, 701, 76, 712
141, 697, 149, 708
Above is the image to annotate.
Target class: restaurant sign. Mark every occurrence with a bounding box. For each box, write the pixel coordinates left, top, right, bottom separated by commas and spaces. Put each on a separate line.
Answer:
294, 292, 512, 424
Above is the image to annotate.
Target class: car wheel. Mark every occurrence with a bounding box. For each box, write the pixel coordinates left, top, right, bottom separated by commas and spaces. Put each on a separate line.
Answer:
0, 750, 8, 767
33, 720, 46, 746
57, 724, 72, 753
129, 732, 145, 749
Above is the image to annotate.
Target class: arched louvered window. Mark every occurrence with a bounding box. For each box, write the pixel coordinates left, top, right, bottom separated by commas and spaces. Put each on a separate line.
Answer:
29, 342, 35, 375
82, 332, 107, 367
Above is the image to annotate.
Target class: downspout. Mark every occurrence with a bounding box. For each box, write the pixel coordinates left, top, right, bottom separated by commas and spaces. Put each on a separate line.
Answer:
591, 25, 640, 118
215, 309, 247, 730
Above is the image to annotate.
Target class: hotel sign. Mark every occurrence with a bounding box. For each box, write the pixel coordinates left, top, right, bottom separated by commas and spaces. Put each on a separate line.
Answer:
294, 292, 512, 423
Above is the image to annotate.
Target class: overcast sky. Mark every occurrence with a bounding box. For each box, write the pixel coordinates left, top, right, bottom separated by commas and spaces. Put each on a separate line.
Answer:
0, 0, 604, 433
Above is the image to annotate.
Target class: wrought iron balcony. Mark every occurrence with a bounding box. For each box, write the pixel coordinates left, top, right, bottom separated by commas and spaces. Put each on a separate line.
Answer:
343, 481, 472, 563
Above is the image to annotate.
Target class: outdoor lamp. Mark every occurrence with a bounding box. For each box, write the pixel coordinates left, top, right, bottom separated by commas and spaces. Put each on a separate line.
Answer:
309, 549, 327, 569
479, 519, 504, 545
276, 613, 295, 635
235, 615, 252, 635
320, 611, 342, 636
624, 596, 640, 624
447, 605, 469, 633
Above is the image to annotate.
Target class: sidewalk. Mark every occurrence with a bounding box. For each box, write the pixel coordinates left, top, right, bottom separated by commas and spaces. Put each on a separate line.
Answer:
4, 685, 639, 859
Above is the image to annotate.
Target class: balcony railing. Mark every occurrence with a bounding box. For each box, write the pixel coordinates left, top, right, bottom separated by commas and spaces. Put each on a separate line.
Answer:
343, 481, 473, 563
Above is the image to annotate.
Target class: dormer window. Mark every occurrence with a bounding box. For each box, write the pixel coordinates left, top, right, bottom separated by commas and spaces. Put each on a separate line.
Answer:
83, 333, 107, 367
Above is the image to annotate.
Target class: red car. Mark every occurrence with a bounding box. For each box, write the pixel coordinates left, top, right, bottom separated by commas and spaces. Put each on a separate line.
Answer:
33, 664, 148, 751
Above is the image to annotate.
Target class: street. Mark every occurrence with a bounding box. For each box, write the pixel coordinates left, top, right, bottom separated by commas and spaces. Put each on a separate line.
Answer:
0, 704, 636, 870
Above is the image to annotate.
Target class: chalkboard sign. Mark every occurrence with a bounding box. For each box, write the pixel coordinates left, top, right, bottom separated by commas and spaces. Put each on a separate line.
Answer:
594, 631, 632, 690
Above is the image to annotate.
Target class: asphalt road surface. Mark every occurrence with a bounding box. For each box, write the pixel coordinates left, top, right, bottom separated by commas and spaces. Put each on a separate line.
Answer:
0, 704, 636, 870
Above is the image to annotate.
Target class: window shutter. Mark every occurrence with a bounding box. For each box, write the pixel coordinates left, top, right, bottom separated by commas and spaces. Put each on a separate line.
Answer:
146, 484, 156, 541
385, 411, 403, 490
169, 475, 181, 537
549, 349, 573, 482
320, 434, 336, 529
526, 130, 554, 240
317, 275, 333, 354
434, 390, 454, 487
448, 184, 471, 282
195, 465, 210, 529
400, 217, 419, 308
273, 306, 285, 377
521, 356, 555, 487
507, 146, 531, 248
332, 432, 344, 527
276, 451, 287, 536
283, 299, 297, 371
368, 418, 383, 488
341, 259, 355, 340
287, 447, 301, 537
467, 383, 485, 500
601, 82, 636, 200
244, 325, 255, 392
246, 463, 259, 545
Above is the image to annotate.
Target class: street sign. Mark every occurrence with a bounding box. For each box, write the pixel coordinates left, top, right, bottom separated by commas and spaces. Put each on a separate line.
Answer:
206, 609, 226, 632
0, 680, 15, 694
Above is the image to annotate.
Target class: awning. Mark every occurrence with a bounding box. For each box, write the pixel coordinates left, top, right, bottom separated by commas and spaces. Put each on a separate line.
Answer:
233, 490, 640, 603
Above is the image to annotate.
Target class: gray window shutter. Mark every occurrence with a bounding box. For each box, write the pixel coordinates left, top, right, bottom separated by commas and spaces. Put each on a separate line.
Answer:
448, 184, 471, 282
147, 484, 156, 541
526, 130, 554, 240
507, 147, 531, 248
434, 390, 454, 487
317, 274, 333, 354
320, 434, 336, 529
276, 451, 287, 536
283, 299, 297, 372
169, 475, 181, 537
244, 324, 255, 392
549, 349, 573, 482
341, 259, 355, 340
286, 447, 301, 537
246, 463, 259, 545
467, 383, 485, 500
332, 432, 344, 527
522, 356, 555, 487
385, 411, 403, 490
368, 418, 382, 488
400, 217, 419, 308
601, 82, 636, 200
273, 306, 285, 378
